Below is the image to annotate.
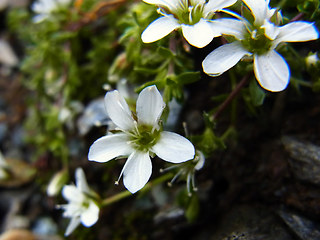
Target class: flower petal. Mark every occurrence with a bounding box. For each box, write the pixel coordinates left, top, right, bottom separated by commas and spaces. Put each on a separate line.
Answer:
182, 19, 219, 48
262, 20, 279, 40
275, 21, 319, 44
136, 85, 165, 126
253, 50, 290, 92
88, 133, 133, 163
105, 90, 134, 131
75, 168, 90, 194
204, 0, 237, 14
141, 16, 180, 43
202, 42, 250, 76
194, 150, 205, 170
242, 0, 268, 25
152, 131, 195, 163
210, 18, 246, 40
122, 151, 152, 194
62, 185, 83, 202
80, 201, 99, 227
143, 0, 179, 9
65, 217, 81, 236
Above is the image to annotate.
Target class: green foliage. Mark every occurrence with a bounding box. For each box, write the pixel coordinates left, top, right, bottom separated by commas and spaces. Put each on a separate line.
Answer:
176, 188, 200, 223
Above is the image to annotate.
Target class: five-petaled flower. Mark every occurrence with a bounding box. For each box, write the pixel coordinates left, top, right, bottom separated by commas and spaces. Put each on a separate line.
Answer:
141, 0, 237, 48
59, 168, 99, 236
202, 0, 319, 92
88, 85, 195, 194
31, 0, 72, 23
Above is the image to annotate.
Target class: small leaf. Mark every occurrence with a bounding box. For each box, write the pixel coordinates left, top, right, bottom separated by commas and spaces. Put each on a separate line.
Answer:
185, 194, 200, 223
249, 80, 266, 106
175, 71, 200, 85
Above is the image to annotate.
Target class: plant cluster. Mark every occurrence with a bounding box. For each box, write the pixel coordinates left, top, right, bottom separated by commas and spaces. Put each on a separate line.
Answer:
4, 0, 320, 237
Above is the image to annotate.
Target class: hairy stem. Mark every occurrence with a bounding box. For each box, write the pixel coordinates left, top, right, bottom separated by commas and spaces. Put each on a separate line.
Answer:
213, 73, 251, 120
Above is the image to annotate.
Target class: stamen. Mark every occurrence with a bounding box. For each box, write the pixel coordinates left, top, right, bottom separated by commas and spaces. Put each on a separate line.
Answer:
191, 173, 198, 191
182, 121, 189, 137
170, 169, 183, 186
188, 6, 193, 23
186, 172, 192, 195
159, 164, 179, 173
251, 29, 257, 39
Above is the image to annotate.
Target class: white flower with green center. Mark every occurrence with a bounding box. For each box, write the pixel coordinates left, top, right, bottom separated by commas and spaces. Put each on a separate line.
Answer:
141, 0, 237, 48
60, 168, 99, 236
32, 0, 72, 23
88, 85, 195, 193
202, 0, 319, 92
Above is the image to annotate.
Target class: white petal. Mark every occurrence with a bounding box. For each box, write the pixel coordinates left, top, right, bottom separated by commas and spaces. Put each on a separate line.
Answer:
142, 0, 179, 9
210, 18, 246, 40
123, 151, 152, 194
32, 14, 49, 23
242, 0, 268, 25
204, 0, 237, 14
136, 85, 165, 126
62, 185, 83, 202
253, 50, 290, 92
65, 217, 81, 236
80, 201, 99, 227
142, 0, 162, 4
75, 168, 90, 194
105, 90, 134, 131
262, 20, 279, 40
191, 0, 206, 5
152, 131, 195, 163
141, 16, 180, 43
275, 21, 319, 45
181, 19, 219, 48
194, 150, 205, 170
88, 133, 133, 163
202, 42, 250, 76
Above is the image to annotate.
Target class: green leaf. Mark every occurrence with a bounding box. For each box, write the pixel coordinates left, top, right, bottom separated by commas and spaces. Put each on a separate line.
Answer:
185, 194, 200, 223
175, 71, 200, 85
157, 46, 175, 58
249, 80, 266, 106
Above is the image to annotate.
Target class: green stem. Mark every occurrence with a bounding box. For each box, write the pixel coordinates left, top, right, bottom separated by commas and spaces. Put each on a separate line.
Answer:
291, 77, 313, 88
100, 172, 173, 207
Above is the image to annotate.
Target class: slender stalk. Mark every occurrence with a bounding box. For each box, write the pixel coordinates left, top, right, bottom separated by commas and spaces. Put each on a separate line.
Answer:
100, 172, 173, 207
213, 73, 251, 120
289, 12, 304, 23
168, 37, 177, 75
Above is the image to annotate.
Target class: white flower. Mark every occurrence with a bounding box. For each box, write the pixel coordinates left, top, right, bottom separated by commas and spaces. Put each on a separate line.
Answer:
202, 0, 319, 92
31, 0, 72, 23
47, 169, 68, 197
164, 150, 205, 195
306, 52, 319, 67
141, 0, 237, 48
59, 168, 99, 236
88, 85, 195, 193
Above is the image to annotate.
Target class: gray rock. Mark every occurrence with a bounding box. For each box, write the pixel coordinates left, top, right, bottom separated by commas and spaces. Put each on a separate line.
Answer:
278, 209, 320, 240
209, 205, 293, 240
282, 136, 320, 185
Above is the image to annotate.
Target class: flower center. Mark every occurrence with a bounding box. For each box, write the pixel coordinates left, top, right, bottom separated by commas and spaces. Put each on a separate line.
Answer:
161, 0, 206, 25
130, 124, 161, 152
241, 27, 273, 55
